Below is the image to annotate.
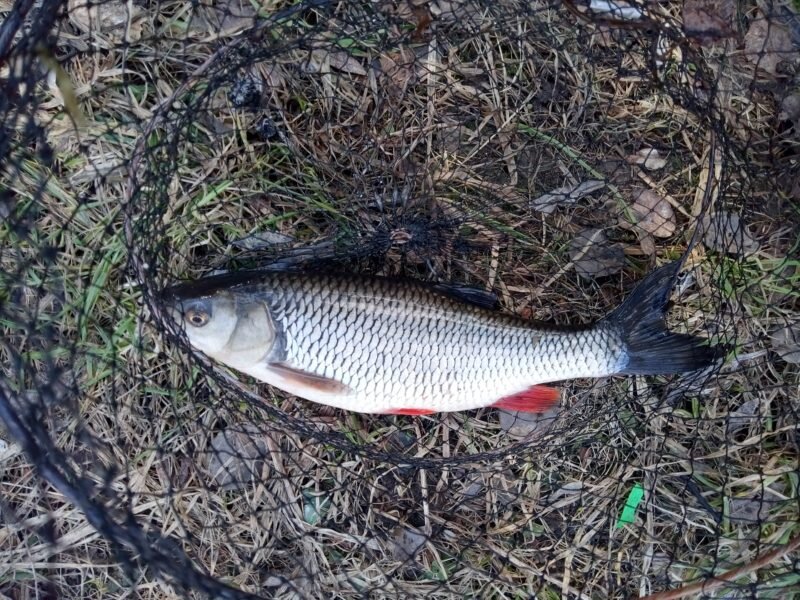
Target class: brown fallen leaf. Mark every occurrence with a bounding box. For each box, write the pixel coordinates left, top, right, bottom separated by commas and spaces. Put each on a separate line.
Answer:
531, 179, 605, 214
204, 0, 259, 36
626, 148, 667, 170
498, 407, 559, 438
67, 0, 144, 42
779, 91, 800, 128
378, 47, 417, 93
682, 0, 736, 44
254, 61, 286, 90
568, 228, 627, 280
770, 324, 800, 364
306, 50, 367, 76
744, 15, 798, 75
586, 0, 645, 21
391, 526, 427, 562
430, 0, 485, 25
547, 481, 583, 503
727, 398, 761, 433
207, 425, 269, 491
728, 482, 786, 525
638, 231, 657, 256
623, 189, 676, 238
329, 51, 368, 76
231, 230, 295, 250
700, 211, 760, 256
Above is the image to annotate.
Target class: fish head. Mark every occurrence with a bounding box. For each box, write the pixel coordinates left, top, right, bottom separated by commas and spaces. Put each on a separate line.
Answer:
162, 288, 239, 355
161, 278, 276, 366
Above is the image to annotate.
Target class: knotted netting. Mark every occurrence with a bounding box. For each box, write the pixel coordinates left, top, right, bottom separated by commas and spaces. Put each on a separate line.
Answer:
1, 0, 799, 597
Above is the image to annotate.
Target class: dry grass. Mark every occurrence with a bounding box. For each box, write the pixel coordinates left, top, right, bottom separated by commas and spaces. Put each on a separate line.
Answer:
1, 0, 799, 598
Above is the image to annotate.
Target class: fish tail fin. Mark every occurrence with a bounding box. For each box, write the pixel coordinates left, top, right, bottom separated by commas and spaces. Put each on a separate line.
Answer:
607, 261, 726, 376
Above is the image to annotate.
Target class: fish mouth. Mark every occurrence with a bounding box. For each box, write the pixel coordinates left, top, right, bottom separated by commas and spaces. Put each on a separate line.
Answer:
157, 284, 195, 330
159, 294, 184, 330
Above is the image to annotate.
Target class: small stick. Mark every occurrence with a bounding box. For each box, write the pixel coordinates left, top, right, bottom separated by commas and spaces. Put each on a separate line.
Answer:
640, 533, 800, 600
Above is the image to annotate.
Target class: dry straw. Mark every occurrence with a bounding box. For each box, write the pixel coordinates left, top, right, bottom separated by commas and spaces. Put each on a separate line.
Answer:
1, 0, 798, 598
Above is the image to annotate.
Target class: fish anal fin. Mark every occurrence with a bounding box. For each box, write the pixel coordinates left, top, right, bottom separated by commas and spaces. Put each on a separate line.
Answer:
490, 385, 560, 413
267, 362, 350, 395
385, 408, 436, 416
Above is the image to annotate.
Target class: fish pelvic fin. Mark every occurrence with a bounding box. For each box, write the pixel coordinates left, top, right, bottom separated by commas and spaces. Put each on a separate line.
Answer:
385, 408, 436, 416
607, 261, 728, 375
490, 385, 560, 413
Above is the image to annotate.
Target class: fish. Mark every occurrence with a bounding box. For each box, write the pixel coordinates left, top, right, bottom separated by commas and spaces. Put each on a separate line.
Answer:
160, 261, 724, 415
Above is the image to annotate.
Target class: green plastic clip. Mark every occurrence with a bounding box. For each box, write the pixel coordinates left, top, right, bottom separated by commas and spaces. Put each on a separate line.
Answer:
616, 483, 645, 529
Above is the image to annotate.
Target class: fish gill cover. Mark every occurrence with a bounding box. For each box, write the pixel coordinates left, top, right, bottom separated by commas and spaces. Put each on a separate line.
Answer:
0, 0, 798, 598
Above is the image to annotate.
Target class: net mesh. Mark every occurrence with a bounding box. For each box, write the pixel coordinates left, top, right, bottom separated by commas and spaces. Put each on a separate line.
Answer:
1, 0, 799, 597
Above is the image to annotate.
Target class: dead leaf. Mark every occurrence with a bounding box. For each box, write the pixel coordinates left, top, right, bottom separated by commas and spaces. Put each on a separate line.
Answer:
729, 497, 770, 524
744, 16, 798, 75
779, 91, 800, 128
67, 0, 143, 43
328, 51, 368, 76
700, 211, 760, 256
547, 481, 583, 503
436, 124, 465, 154
682, 0, 735, 44
231, 231, 294, 250
568, 228, 627, 280
728, 483, 785, 525
391, 526, 426, 562
770, 324, 800, 364
531, 179, 605, 214
202, 0, 259, 36
626, 148, 668, 170
587, 0, 645, 21
459, 474, 485, 501
639, 232, 656, 256
498, 408, 558, 438
254, 62, 286, 89
207, 425, 269, 491
430, 0, 485, 25
306, 50, 367, 76
378, 47, 417, 92
624, 189, 676, 238
727, 398, 761, 432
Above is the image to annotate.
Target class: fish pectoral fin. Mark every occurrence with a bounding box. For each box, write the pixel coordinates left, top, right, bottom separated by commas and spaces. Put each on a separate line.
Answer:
490, 385, 560, 414
266, 362, 351, 395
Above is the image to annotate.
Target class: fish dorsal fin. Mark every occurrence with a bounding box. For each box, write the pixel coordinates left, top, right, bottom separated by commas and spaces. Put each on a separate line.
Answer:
431, 283, 499, 310
490, 385, 560, 413
266, 362, 351, 395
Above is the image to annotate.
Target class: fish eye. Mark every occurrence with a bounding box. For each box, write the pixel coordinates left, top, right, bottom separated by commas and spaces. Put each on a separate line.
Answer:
185, 307, 211, 327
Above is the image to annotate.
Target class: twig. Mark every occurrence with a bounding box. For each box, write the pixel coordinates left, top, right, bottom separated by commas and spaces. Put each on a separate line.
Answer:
640, 532, 800, 600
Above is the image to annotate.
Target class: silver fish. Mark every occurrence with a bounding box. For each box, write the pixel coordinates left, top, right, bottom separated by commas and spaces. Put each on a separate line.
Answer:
161, 261, 722, 415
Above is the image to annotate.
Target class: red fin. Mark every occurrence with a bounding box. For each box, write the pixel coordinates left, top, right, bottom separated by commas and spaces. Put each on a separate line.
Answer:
490, 385, 560, 413
386, 408, 435, 416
